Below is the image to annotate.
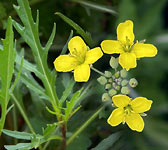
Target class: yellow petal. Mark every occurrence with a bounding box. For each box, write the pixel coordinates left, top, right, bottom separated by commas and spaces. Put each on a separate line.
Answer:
112, 95, 131, 107
107, 108, 124, 126
101, 40, 123, 54
85, 47, 103, 64
126, 113, 144, 132
132, 43, 157, 58
119, 52, 137, 71
68, 36, 87, 57
130, 97, 153, 113
74, 64, 90, 82
54, 55, 78, 72
117, 20, 135, 45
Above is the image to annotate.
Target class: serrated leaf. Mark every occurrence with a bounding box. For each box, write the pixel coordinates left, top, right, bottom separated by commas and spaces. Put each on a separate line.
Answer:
0, 17, 15, 135
13, 0, 59, 107
56, 12, 94, 47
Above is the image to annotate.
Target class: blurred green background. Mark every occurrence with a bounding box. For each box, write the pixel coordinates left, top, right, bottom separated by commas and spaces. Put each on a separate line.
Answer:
0, 0, 168, 150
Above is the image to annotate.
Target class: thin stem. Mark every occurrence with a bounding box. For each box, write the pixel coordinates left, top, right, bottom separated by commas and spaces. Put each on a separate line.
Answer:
67, 105, 104, 146
11, 93, 35, 134
91, 66, 105, 76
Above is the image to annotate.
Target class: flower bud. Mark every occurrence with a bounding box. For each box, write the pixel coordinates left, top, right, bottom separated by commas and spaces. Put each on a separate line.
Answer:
114, 71, 120, 78
109, 89, 117, 97
109, 56, 118, 69
121, 86, 130, 94
129, 78, 138, 88
97, 76, 107, 85
108, 78, 113, 83
121, 79, 128, 86
105, 84, 112, 90
104, 71, 112, 78
102, 93, 111, 102
115, 85, 121, 91
120, 69, 128, 78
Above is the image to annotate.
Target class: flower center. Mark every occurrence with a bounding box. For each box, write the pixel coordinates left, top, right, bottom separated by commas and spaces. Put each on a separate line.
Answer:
71, 48, 85, 65
124, 104, 133, 115
122, 36, 134, 53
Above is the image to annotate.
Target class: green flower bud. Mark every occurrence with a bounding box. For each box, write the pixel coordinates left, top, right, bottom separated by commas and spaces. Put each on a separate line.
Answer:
115, 85, 121, 91
121, 79, 128, 86
120, 69, 128, 78
109, 89, 117, 97
129, 78, 138, 88
102, 93, 111, 102
109, 56, 118, 69
105, 71, 112, 78
114, 71, 120, 78
97, 76, 107, 85
121, 86, 130, 94
105, 84, 112, 90
108, 78, 113, 83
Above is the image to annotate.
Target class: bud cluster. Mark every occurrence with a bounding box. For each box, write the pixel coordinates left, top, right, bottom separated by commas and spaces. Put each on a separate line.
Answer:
97, 57, 138, 102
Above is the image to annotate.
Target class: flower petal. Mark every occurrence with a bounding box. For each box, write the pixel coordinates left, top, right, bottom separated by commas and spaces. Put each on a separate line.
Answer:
130, 97, 153, 113
54, 55, 78, 72
107, 108, 124, 126
112, 95, 131, 107
126, 113, 144, 132
84, 47, 103, 64
119, 52, 137, 71
101, 40, 123, 54
68, 36, 87, 57
132, 43, 157, 58
74, 64, 90, 82
117, 20, 135, 45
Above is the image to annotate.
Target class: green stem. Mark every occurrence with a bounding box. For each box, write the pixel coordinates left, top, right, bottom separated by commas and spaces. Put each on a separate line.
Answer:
67, 105, 104, 146
11, 93, 35, 134
91, 66, 105, 76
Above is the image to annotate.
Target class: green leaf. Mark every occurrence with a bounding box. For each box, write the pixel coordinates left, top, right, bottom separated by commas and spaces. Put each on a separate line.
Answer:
2, 129, 42, 140
15, 52, 44, 80
71, 0, 118, 16
91, 133, 120, 150
0, 17, 15, 135
64, 88, 83, 121
43, 123, 57, 138
4, 143, 33, 150
13, 0, 59, 108
56, 12, 94, 47
59, 78, 75, 106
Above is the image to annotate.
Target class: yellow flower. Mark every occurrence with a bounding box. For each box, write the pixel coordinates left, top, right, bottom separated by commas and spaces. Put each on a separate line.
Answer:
101, 20, 157, 71
54, 36, 103, 82
108, 95, 152, 132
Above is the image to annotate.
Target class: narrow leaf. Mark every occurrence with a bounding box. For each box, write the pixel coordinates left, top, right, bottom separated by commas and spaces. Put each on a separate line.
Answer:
56, 12, 94, 46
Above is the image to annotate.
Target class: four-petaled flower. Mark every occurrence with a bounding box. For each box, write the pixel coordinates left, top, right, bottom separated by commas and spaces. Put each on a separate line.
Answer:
54, 36, 103, 82
101, 20, 158, 71
108, 95, 152, 132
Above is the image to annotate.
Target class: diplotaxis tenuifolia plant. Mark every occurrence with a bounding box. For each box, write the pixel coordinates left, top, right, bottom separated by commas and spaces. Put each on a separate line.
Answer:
1, 0, 165, 150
